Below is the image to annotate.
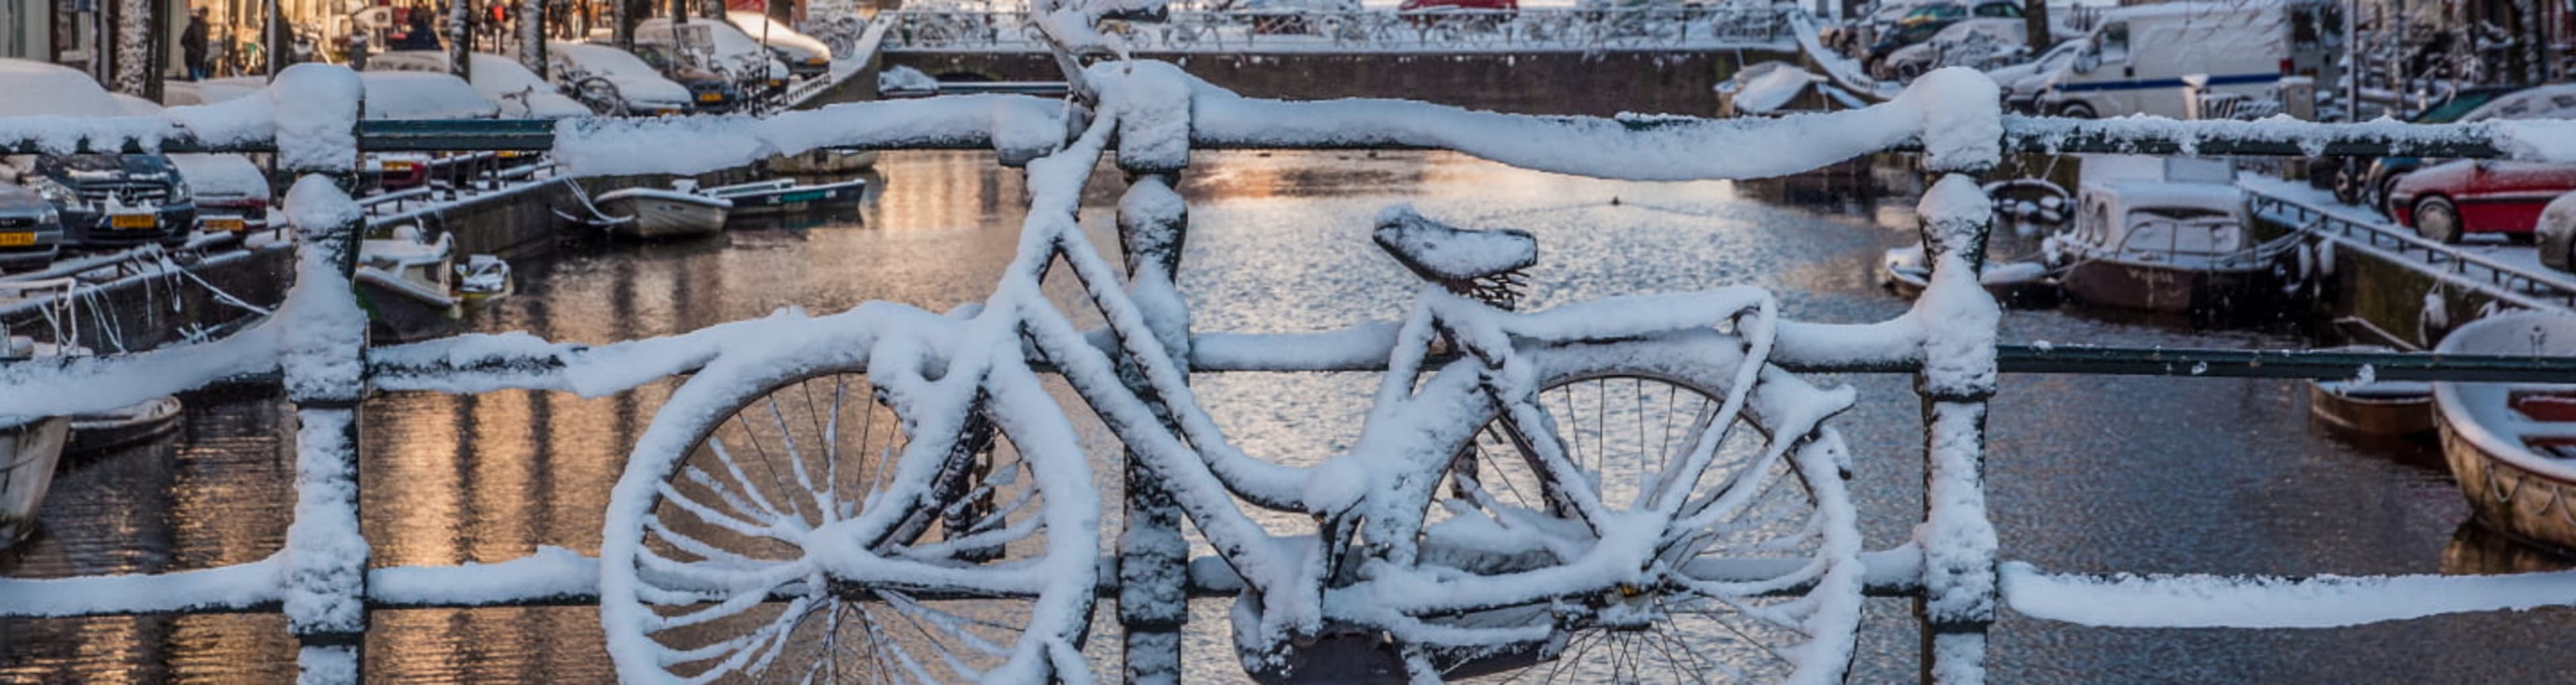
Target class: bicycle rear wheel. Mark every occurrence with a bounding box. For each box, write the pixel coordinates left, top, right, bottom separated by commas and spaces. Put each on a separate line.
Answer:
1412, 331, 1862, 684
600, 360, 1097, 684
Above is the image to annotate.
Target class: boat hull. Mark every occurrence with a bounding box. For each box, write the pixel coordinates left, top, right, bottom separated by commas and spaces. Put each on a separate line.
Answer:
603, 196, 729, 240
356, 270, 460, 344
0, 416, 70, 547
2059, 258, 2267, 313
720, 179, 866, 217
2308, 382, 2436, 437
67, 396, 183, 454
2439, 410, 2576, 554
1882, 264, 2060, 309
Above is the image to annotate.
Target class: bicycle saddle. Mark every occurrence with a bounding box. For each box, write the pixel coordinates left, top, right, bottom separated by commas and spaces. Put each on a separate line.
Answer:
1372, 206, 1538, 284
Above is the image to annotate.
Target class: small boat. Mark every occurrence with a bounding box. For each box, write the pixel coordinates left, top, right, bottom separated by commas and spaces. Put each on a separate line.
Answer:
455, 254, 514, 303
596, 181, 733, 240
2433, 311, 2576, 553
702, 177, 868, 217
1880, 244, 2059, 308
65, 395, 182, 454
0, 337, 70, 549
354, 225, 460, 343
765, 149, 878, 174
2308, 345, 2436, 437
2044, 157, 2294, 313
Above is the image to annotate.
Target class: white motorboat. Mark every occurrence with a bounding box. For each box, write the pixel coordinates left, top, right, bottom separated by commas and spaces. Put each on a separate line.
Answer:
597, 181, 733, 240
355, 225, 460, 343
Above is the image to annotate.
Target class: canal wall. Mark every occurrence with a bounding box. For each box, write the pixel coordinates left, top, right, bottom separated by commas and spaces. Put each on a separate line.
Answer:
0, 245, 292, 354
880, 49, 1793, 116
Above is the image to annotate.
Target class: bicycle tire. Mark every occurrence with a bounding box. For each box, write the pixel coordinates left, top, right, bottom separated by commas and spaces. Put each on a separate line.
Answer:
1407, 330, 1863, 684
600, 354, 1098, 684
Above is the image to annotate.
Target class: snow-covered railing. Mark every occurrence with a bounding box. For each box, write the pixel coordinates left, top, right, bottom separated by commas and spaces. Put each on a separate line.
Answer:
13, 61, 2576, 684
873, 6, 1792, 53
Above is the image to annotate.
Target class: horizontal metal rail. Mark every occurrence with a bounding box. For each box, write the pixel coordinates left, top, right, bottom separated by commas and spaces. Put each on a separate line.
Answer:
9, 115, 2523, 159
2246, 187, 2576, 314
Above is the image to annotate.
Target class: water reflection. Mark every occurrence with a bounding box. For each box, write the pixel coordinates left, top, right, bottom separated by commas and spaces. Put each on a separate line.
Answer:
6, 150, 2576, 682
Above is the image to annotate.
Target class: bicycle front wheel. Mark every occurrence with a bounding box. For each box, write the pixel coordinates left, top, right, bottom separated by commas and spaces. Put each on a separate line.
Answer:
600, 359, 1097, 684
1412, 331, 1862, 684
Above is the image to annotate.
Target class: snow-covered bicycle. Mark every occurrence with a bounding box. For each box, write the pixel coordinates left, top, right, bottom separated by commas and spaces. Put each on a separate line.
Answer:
597, 117, 1867, 684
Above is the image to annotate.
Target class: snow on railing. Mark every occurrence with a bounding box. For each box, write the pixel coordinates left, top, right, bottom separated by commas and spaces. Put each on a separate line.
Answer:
13, 60, 2576, 684
871, 6, 1792, 53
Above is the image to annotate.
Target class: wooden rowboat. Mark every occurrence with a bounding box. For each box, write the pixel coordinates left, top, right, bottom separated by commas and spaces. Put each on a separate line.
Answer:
2434, 311, 2576, 553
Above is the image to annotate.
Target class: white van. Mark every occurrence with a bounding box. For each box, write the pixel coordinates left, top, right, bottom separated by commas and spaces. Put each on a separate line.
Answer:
2031, 1, 2340, 119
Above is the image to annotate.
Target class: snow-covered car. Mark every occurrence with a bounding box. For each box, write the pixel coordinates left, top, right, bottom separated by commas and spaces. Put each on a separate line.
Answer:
0, 60, 195, 250
549, 41, 703, 115
2338, 84, 2576, 215
1990, 39, 2080, 112
724, 11, 834, 78
633, 17, 793, 87
362, 51, 597, 117
356, 72, 502, 191
621, 41, 753, 113
0, 182, 62, 268
2387, 158, 2576, 244
107, 93, 272, 236
1875, 17, 2025, 81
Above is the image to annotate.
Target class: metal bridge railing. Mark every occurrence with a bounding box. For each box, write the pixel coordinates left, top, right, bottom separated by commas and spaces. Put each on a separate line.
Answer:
875, 6, 1793, 52
2245, 185, 2576, 315
9, 65, 2576, 684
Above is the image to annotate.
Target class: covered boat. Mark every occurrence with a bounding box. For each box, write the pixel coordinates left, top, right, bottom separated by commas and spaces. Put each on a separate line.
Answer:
2046, 156, 2294, 313
2434, 311, 2576, 551
597, 182, 733, 239
354, 226, 459, 342
702, 177, 867, 217
1879, 243, 2058, 307
66, 395, 182, 454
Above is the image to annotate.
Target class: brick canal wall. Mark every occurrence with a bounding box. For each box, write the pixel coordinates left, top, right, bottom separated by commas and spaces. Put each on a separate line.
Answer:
0, 245, 292, 353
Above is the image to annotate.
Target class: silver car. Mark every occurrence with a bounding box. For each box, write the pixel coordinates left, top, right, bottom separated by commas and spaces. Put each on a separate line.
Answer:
2542, 192, 2576, 272
0, 182, 63, 269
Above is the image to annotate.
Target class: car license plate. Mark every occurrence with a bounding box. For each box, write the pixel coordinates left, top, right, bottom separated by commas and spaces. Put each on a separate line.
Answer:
0, 231, 32, 247
697, 93, 722, 103
111, 213, 156, 229
206, 217, 246, 232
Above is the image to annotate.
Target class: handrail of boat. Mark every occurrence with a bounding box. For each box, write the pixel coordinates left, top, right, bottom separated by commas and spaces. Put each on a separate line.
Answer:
2243, 187, 2576, 313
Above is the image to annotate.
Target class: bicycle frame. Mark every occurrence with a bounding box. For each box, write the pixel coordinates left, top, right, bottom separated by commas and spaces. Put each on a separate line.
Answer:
812, 84, 1853, 658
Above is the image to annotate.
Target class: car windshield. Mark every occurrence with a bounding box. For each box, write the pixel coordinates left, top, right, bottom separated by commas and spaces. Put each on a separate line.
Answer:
2414, 90, 2510, 123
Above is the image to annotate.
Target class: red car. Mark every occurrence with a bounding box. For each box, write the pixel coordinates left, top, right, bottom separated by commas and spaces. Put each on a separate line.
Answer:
2388, 159, 2576, 243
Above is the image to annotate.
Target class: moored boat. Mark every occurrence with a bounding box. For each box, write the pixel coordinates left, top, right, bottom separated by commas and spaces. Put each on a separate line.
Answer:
65, 395, 182, 454
354, 226, 460, 343
702, 177, 867, 217
1879, 243, 2059, 307
597, 182, 733, 239
0, 336, 69, 549
2434, 311, 2576, 553
2045, 157, 2296, 313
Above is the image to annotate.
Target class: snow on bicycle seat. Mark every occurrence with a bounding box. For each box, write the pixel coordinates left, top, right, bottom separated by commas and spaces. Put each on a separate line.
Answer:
1372, 205, 1538, 284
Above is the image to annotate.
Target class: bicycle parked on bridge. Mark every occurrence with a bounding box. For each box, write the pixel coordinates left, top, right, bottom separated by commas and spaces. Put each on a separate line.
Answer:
598, 103, 1866, 685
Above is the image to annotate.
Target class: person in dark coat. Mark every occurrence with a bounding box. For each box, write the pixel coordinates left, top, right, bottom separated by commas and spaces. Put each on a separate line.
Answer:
180, 9, 210, 80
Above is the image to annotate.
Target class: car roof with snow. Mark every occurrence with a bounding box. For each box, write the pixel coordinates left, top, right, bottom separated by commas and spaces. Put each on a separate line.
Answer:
364, 51, 594, 118
359, 71, 502, 119
0, 59, 132, 117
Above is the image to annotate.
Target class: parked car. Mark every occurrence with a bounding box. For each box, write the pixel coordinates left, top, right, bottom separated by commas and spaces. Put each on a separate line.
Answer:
724, 11, 834, 78
0, 184, 64, 268
1864, 0, 2021, 72
363, 51, 598, 118
108, 93, 272, 237
623, 42, 753, 113
2387, 159, 2576, 243
2026, 1, 2336, 119
1877, 17, 2025, 81
550, 42, 704, 115
633, 17, 792, 90
356, 71, 502, 192
0, 60, 195, 250
2537, 191, 2576, 272
2333, 84, 2576, 215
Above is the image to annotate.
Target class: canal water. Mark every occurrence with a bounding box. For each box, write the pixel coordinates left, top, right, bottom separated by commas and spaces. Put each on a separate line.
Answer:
5, 149, 2570, 682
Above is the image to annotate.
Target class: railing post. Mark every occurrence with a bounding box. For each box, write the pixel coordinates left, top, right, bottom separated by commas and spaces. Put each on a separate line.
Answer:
1910, 68, 2003, 685
1107, 64, 1195, 685
271, 66, 372, 685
